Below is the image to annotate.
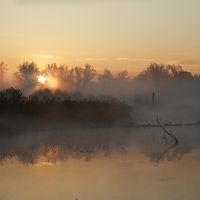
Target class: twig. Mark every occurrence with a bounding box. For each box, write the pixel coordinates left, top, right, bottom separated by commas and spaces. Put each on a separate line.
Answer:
155, 115, 179, 143
156, 141, 178, 165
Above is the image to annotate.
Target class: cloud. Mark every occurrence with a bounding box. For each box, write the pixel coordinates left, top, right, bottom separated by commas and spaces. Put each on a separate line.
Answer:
85, 58, 107, 61
31, 55, 52, 59
117, 57, 154, 61
177, 60, 200, 65
31, 55, 61, 59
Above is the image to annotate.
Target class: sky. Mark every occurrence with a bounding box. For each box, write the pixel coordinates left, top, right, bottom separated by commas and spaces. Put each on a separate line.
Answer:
0, 0, 200, 78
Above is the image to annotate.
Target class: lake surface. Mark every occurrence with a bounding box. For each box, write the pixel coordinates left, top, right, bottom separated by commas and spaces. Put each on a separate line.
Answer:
0, 126, 200, 200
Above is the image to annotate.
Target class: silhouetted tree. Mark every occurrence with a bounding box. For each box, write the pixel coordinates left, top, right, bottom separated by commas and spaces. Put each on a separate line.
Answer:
98, 69, 114, 83
115, 70, 129, 82
166, 64, 193, 80
137, 63, 193, 82
13, 61, 39, 91
0, 87, 24, 103
166, 64, 183, 77
41, 63, 75, 91
0, 62, 8, 89
177, 71, 193, 80
72, 66, 83, 89
0, 62, 8, 80
137, 63, 169, 82
71, 64, 97, 90
82, 64, 97, 88
43, 63, 68, 79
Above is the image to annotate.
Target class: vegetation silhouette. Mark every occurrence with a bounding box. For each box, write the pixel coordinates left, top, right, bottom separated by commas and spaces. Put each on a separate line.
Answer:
7, 62, 200, 90
9, 62, 200, 107
0, 62, 8, 81
0, 87, 135, 135
0, 62, 8, 90
13, 61, 40, 94
0, 61, 200, 132
136, 63, 194, 82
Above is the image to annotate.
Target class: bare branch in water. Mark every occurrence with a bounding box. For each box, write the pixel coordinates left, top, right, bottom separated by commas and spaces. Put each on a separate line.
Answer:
156, 141, 178, 165
155, 115, 179, 143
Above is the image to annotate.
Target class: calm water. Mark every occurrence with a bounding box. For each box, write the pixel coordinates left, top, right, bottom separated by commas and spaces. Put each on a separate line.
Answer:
0, 126, 200, 200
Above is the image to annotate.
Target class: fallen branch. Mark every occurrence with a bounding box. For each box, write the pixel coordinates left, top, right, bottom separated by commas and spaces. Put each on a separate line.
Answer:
156, 141, 178, 165
155, 115, 179, 143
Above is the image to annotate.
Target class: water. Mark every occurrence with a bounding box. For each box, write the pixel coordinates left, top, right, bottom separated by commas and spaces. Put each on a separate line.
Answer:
0, 126, 200, 200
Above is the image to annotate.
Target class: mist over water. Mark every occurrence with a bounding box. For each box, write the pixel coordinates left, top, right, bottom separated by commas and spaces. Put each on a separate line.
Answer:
0, 126, 200, 165
0, 62, 200, 200
1, 127, 200, 200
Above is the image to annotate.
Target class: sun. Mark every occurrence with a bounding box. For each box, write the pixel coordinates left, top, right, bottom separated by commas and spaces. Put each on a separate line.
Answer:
38, 75, 47, 84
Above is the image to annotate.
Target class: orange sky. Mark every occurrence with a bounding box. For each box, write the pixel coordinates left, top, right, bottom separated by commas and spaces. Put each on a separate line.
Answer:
1, 0, 200, 78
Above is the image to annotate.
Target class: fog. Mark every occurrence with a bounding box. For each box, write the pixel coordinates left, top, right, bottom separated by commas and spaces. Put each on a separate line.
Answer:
0, 62, 200, 127
1, 62, 200, 200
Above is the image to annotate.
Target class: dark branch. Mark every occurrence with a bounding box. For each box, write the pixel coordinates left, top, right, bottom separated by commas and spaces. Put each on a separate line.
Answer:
155, 115, 179, 143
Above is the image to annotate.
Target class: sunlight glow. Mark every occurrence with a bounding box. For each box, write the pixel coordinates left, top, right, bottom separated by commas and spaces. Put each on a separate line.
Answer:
38, 75, 47, 83
48, 77, 58, 89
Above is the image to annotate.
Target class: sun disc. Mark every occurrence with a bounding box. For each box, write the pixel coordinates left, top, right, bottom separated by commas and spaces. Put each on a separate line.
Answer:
38, 76, 46, 83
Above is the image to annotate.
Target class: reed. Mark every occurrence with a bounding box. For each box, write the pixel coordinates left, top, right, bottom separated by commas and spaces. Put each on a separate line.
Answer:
0, 88, 135, 135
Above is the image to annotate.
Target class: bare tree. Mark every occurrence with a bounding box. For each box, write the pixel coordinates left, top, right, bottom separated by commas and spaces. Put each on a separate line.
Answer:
115, 70, 129, 82
0, 62, 8, 89
82, 64, 97, 88
72, 66, 83, 89
137, 63, 193, 82
137, 63, 169, 82
43, 63, 68, 79
71, 64, 96, 90
14, 61, 40, 92
0, 62, 8, 80
98, 69, 113, 84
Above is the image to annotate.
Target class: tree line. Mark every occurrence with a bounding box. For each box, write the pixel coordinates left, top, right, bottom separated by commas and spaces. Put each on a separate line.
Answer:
1, 61, 200, 93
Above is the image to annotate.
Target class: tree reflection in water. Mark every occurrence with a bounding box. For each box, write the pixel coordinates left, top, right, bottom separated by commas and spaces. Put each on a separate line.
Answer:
0, 126, 200, 165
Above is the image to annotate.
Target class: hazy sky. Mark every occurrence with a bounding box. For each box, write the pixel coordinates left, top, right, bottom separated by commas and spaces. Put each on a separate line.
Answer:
1, 0, 200, 76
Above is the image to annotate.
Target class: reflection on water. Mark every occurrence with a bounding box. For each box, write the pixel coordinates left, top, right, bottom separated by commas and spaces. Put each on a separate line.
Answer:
0, 126, 200, 200
0, 128, 132, 165
1, 126, 200, 165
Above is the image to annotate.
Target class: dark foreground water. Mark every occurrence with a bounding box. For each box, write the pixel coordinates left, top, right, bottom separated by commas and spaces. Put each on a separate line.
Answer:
0, 126, 200, 200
